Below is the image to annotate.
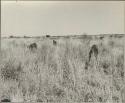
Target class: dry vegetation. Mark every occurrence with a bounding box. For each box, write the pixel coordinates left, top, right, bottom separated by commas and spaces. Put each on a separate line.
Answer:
0, 34, 125, 103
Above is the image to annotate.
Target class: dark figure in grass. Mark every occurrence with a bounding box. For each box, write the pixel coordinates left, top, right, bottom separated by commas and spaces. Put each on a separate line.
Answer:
88, 44, 98, 62
53, 40, 57, 46
28, 43, 37, 51
85, 44, 98, 70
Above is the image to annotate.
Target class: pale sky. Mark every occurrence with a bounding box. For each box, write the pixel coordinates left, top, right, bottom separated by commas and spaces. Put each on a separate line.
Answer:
1, 1, 125, 37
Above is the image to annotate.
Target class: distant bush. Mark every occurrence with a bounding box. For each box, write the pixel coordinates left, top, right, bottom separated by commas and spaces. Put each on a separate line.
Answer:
24, 36, 30, 38
9, 36, 14, 38
46, 35, 50, 37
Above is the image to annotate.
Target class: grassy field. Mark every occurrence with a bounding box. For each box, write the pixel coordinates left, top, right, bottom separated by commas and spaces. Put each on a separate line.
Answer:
0, 34, 125, 103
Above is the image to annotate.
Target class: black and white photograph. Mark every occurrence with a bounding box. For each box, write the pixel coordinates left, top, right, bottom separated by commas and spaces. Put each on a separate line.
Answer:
1, 1, 125, 103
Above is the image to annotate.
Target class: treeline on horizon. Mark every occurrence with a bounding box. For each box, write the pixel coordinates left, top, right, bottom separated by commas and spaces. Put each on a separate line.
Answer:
1, 34, 124, 39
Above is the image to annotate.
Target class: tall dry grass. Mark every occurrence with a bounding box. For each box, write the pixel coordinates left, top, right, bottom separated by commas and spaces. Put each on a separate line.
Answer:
0, 35, 124, 103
